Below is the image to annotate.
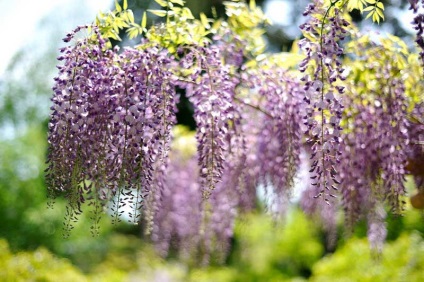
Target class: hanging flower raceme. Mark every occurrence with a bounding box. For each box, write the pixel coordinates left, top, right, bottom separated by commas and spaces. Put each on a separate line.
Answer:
379, 78, 409, 214
45, 0, 423, 262
409, 0, 424, 67
407, 103, 424, 190
338, 104, 378, 232
180, 46, 240, 198
149, 126, 240, 265
46, 26, 177, 234
298, 0, 348, 203
151, 150, 202, 260
239, 67, 304, 215
46, 25, 114, 236
107, 46, 177, 225
336, 35, 410, 249
339, 117, 388, 252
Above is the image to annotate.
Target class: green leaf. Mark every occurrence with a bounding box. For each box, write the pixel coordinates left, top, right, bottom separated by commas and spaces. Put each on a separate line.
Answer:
375, 8, 384, 20
114, 0, 122, 12
365, 10, 374, 20
141, 11, 147, 29
200, 13, 210, 29
347, 0, 367, 12
126, 27, 139, 39
363, 6, 375, 12
181, 7, 194, 20
170, 0, 185, 6
154, 0, 168, 7
148, 9, 168, 17
127, 10, 134, 23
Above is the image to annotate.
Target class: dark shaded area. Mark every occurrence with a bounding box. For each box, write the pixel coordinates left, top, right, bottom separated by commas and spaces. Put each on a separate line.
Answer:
176, 88, 196, 130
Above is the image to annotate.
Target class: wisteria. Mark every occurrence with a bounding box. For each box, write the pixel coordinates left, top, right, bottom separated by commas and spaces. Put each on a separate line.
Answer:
45, 0, 424, 262
180, 46, 241, 198
298, 0, 347, 203
151, 149, 202, 260
239, 67, 304, 216
46, 26, 177, 235
409, 0, 424, 66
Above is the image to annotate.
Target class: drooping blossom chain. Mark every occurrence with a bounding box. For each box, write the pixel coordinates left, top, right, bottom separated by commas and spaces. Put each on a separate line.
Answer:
409, 0, 424, 67
299, 1, 347, 203
46, 27, 177, 235
179, 46, 240, 198
335, 37, 410, 249
239, 67, 304, 215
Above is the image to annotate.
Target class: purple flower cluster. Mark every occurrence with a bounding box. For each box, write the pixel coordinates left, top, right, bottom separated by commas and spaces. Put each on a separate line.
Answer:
299, 1, 348, 203
47, 0, 422, 259
379, 79, 409, 214
339, 78, 408, 226
336, 45, 409, 249
150, 141, 239, 264
180, 46, 240, 198
407, 103, 424, 189
338, 105, 375, 231
150, 153, 202, 260
148, 63, 306, 262
46, 26, 177, 235
240, 68, 304, 215
409, 0, 424, 66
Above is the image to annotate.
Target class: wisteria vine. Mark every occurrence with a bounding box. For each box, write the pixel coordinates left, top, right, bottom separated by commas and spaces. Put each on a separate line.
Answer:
46, 0, 424, 261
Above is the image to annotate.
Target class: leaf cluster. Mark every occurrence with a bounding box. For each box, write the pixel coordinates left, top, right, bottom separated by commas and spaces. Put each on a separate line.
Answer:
93, 0, 270, 58
346, 0, 385, 23
344, 33, 423, 114
310, 233, 424, 281
144, 0, 210, 53
95, 0, 146, 45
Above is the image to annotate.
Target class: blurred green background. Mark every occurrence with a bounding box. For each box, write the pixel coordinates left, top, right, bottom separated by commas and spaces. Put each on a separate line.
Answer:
1, 0, 424, 281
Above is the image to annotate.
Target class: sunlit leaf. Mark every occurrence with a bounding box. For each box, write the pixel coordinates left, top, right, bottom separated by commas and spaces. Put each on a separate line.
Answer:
170, 0, 185, 6
127, 10, 134, 23
363, 6, 375, 12
200, 13, 210, 29
114, 0, 122, 13
154, 0, 168, 7
148, 9, 169, 17
141, 11, 147, 29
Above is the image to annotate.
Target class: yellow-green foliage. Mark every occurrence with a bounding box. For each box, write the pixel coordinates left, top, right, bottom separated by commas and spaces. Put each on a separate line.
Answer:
170, 125, 197, 160
93, 0, 270, 61
310, 233, 424, 282
145, 0, 210, 53
0, 239, 86, 282
343, 32, 423, 129
95, 0, 144, 44
114, 209, 324, 281
345, 0, 385, 23
189, 267, 238, 282
223, 0, 270, 57
0, 238, 129, 282
219, 209, 324, 281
